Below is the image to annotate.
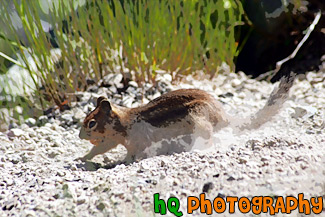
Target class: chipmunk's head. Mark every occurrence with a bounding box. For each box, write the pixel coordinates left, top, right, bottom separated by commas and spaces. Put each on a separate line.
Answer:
79, 96, 126, 147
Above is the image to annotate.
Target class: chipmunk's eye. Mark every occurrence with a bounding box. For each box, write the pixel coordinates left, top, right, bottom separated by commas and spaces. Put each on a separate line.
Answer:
88, 119, 97, 130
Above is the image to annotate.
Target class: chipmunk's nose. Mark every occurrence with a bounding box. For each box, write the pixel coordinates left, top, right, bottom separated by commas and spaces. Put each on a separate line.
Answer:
79, 127, 88, 139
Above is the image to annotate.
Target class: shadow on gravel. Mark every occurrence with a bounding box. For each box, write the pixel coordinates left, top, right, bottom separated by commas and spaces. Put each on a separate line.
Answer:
69, 161, 120, 171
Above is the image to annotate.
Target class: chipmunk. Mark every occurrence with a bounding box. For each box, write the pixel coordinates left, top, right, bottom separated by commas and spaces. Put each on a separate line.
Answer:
79, 75, 294, 164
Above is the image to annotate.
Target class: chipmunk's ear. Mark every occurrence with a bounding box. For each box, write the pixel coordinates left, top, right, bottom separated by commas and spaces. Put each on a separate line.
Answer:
97, 96, 107, 107
99, 99, 112, 114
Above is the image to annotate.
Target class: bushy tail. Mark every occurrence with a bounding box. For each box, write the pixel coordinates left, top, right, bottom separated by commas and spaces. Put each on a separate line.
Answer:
234, 73, 295, 131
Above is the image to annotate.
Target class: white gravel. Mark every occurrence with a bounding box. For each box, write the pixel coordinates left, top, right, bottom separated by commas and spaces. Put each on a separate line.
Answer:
0, 68, 324, 216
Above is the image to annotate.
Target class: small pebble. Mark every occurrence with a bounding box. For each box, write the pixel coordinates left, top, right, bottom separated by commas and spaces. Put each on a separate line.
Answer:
8, 128, 25, 137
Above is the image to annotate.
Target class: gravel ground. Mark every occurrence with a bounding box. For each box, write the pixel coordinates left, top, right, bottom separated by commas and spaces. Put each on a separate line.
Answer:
0, 64, 324, 216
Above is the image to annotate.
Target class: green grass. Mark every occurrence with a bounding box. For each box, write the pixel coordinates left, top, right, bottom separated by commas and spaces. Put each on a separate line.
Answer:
0, 0, 243, 128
